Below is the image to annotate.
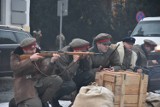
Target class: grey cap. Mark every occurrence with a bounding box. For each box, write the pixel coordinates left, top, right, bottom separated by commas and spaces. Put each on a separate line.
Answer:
69, 38, 89, 48
94, 33, 112, 41
94, 33, 112, 45
144, 39, 157, 46
20, 38, 36, 47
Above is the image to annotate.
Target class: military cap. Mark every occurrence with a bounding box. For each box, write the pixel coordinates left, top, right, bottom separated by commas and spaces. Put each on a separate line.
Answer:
122, 37, 135, 44
69, 38, 90, 50
144, 39, 157, 46
94, 33, 112, 45
20, 38, 36, 48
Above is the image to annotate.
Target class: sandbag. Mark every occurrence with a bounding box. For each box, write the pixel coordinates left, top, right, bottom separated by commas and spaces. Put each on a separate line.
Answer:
72, 85, 114, 107
146, 92, 160, 107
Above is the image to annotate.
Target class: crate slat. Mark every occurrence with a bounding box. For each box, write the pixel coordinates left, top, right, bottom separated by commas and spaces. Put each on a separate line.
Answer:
95, 71, 148, 107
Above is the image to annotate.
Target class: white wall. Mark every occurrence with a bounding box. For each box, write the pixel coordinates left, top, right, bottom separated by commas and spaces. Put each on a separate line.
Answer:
1, 0, 30, 31
1, 0, 11, 25
24, 0, 30, 31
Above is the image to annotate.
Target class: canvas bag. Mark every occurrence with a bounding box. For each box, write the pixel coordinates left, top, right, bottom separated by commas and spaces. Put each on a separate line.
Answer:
146, 92, 160, 107
72, 85, 114, 107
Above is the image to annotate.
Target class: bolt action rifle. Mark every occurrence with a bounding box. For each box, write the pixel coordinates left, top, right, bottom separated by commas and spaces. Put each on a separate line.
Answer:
97, 44, 120, 72
20, 51, 102, 60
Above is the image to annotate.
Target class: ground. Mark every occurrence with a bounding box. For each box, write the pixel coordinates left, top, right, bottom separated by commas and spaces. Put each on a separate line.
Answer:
0, 77, 71, 107
0, 101, 71, 107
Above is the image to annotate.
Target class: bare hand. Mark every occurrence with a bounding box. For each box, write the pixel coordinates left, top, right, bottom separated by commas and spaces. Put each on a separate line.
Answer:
50, 54, 60, 63
152, 60, 158, 64
30, 53, 43, 61
73, 55, 80, 62
103, 67, 114, 72
136, 69, 143, 73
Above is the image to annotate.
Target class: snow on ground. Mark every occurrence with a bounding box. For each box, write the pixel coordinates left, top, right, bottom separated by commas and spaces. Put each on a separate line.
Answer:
0, 100, 71, 107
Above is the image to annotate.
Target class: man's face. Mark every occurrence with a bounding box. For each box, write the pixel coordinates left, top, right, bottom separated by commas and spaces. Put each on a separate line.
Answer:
73, 46, 89, 52
144, 44, 153, 53
73, 48, 88, 59
123, 42, 134, 52
96, 42, 110, 53
22, 43, 37, 54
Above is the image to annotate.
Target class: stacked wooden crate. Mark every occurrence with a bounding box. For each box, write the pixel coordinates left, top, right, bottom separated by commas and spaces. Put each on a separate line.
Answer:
95, 71, 148, 107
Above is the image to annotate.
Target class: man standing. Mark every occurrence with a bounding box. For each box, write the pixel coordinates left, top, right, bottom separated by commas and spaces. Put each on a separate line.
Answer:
89, 33, 121, 72
50, 38, 95, 107
10, 38, 63, 107
116, 37, 137, 71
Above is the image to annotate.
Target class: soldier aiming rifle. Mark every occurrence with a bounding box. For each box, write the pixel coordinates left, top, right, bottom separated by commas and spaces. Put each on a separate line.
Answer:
20, 51, 101, 60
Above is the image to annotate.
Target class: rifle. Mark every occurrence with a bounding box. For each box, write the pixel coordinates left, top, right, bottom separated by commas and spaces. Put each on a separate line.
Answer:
20, 51, 102, 60
148, 51, 160, 60
97, 44, 120, 72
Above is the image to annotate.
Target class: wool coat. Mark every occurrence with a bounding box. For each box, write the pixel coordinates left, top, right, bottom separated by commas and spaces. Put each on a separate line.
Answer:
89, 45, 121, 72
116, 41, 137, 70
10, 47, 62, 104
133, 44, 148, 67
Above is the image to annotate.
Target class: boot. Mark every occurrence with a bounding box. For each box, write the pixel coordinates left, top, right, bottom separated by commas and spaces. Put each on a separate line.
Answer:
9, 98, 17, 107
42, 102, 49, 107
68, 102, 73, 107
50, 100, 62, 107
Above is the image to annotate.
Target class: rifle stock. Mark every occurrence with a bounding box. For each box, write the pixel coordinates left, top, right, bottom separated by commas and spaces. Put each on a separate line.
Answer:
20, 51, 101, 60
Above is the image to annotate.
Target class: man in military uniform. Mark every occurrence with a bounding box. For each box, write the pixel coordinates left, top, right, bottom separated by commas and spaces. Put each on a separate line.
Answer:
116, 37, 137, 71
133, 39, 158, 73
50, 38, 95, 107
89, 33, 121, 72
10, 38, 63, 107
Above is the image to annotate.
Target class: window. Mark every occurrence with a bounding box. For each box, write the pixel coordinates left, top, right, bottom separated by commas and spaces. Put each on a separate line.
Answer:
0, 30, 17, 44
15, 32, 30, 43
132, 21, 160, 37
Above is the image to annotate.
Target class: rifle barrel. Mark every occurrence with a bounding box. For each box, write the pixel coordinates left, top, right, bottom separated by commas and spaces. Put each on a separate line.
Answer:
20, 51, 102, 60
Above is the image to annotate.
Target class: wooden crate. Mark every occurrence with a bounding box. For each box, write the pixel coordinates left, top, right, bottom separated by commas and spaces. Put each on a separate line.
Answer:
95, 71, 148, 107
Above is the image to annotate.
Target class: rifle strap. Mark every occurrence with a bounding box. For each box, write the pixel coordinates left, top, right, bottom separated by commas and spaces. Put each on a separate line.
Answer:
102, 44, 120, 68
57, 58, 80, 77
32, 61, 49, 77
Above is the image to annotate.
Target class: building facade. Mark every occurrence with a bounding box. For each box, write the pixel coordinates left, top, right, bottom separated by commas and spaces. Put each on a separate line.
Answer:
0, 0, 30, 31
